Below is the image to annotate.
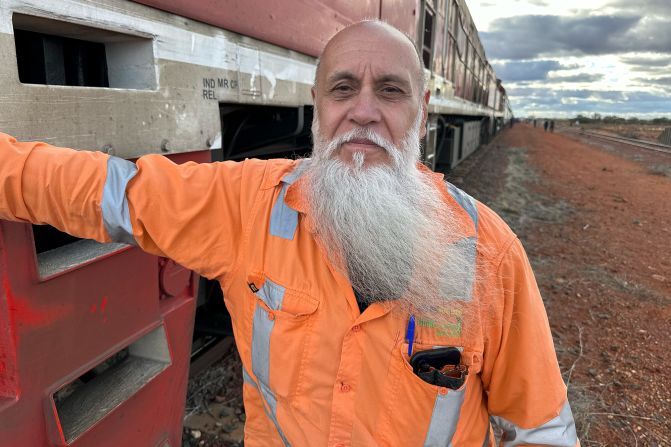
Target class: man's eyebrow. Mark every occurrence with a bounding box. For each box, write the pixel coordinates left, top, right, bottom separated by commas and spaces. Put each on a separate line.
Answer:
325, 72, 413, 89
375, 75, 412, 89
326, 71, 359, 85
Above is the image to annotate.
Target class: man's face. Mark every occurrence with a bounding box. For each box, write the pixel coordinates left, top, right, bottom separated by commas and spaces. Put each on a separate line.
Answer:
312, 23, 430, 167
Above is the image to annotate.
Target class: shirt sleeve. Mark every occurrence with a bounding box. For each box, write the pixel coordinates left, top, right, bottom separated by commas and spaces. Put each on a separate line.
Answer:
483, 237, 579, 446
0, 132, 254, 280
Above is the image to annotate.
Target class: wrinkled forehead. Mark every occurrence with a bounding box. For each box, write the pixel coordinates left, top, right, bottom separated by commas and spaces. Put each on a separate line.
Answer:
316, 22, 423, 92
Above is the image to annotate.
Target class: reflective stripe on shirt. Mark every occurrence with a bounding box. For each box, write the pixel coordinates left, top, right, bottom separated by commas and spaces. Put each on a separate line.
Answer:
101, 156, 137, 244
443, 183, 479, 301
440, 235, 477, 301
446, 182, 479, 230
270, 182, 298, 240
250, 278, 291, 446
423, 386, 467, 447
491, 400, 578, 446
269, 160, 305, 240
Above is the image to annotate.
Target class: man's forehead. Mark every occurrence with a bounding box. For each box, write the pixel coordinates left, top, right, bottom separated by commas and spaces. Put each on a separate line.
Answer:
317, 21, 421, 87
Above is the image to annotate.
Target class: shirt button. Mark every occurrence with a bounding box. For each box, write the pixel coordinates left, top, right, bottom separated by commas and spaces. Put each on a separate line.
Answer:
351, 325, 361, 332
341, 383, 351, 393
439, 387, 448, 395
267, 312, 275, 321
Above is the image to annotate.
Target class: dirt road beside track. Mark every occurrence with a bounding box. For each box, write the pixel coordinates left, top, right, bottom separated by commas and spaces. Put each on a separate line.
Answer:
450, 123, 671, 446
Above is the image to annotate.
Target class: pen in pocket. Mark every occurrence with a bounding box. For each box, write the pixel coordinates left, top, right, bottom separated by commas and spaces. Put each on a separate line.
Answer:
405, 314, 415, 357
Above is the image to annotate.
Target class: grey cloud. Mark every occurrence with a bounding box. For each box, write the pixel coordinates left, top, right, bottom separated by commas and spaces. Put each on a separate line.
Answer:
509, 88, 628, 101
630, 65, 671, 73
619, 17, 671, 54
492, 60, 561, 81
509, 87, 671, 115
549, 73, 605, 83
620, 55, 671, 67
607, 0, 671, 16
492, 60, 581, 82
634, 76, 671, 87
482, 14, 647, 59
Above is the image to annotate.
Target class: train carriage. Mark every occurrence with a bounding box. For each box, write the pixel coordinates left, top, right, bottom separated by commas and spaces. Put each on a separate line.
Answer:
0, 1, 511, 446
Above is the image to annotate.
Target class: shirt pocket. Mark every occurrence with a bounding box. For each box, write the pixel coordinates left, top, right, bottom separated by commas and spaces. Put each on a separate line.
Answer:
378, 341, 474, 446
247, 273, 319, 400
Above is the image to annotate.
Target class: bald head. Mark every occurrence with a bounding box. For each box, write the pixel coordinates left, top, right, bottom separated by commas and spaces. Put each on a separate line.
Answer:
315, 20, 426, 95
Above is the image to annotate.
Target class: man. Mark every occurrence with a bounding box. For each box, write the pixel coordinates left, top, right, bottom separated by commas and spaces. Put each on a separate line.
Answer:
0, 21, 578, 446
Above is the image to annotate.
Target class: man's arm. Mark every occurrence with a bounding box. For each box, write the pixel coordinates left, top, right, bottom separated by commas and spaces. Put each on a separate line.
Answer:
0, 132, 249, 280
483, 238, 579, 446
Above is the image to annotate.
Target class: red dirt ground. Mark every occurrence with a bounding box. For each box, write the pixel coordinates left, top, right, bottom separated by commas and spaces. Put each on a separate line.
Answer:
451, 123, 670, 446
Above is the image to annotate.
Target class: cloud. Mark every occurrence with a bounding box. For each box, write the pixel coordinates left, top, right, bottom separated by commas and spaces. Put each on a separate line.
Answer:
492, 60, 561, 81
634, 76, 671, 87
508, 87, 671, 116
480, 14, 671, 60
620, 55, 671, 67
491, 60, 583, 82
548, 73, 605, 83
607, 0, 671, 16
630, 65, 671, 74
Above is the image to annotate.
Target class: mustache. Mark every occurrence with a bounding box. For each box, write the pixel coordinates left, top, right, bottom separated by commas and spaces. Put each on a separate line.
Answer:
321, 127, 399, 158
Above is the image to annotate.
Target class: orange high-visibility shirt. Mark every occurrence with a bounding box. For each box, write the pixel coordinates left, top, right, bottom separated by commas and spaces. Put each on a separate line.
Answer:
0, 133, 579, 446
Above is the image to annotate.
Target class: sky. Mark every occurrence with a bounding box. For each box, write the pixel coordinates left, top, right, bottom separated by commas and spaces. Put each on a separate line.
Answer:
468, 0, 671, 118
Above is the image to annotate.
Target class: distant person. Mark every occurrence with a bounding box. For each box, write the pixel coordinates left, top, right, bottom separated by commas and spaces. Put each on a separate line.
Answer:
550, 121, 555, 133
533, 119, 537, 128
544, 120, 549, 132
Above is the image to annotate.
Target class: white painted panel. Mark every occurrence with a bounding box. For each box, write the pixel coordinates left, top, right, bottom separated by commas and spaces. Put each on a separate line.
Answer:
0, 0, 316, 85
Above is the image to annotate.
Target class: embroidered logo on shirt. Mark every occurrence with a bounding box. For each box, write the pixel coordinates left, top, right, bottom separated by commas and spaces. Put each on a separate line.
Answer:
417, 308, 463, 338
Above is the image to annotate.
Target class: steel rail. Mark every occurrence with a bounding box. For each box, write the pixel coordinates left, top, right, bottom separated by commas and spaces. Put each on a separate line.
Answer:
576, 130, 671, 155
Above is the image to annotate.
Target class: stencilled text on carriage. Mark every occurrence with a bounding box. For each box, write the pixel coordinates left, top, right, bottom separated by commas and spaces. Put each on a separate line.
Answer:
202, 78, 239, 99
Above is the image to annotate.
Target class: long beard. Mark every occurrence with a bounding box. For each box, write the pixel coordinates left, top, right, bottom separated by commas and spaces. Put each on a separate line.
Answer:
302, 110, 476, 319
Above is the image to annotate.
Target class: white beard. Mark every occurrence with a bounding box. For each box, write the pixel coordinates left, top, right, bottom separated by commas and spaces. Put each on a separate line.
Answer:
302, 108, 476, 319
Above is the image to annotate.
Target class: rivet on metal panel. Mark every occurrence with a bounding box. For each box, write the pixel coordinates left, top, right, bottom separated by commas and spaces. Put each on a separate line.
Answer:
160, 139, 170, 152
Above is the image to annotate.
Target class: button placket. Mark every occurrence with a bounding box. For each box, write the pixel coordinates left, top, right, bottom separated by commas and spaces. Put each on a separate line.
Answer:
327, 324, 362, 446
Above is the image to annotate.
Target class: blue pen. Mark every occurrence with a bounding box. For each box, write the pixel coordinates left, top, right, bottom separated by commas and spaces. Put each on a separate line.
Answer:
406, 314, 416, 357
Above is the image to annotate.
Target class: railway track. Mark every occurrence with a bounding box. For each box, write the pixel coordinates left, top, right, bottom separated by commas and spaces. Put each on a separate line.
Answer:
567, 128, 671, 155
190, 335, 235, 378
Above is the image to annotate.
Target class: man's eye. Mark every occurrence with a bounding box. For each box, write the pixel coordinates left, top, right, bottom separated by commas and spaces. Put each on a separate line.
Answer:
333, 85, 353, 92
381, 86, 405, 96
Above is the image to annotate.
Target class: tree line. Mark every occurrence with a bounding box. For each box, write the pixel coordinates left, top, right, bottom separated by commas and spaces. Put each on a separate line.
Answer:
572, 114, 671, 125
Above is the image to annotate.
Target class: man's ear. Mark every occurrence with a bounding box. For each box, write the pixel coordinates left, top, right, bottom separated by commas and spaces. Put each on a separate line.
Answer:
311, 87, 316, 102
419, 89, 430, 138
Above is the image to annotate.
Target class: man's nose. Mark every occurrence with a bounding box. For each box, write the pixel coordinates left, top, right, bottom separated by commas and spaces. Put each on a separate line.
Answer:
347, 88, 381, 126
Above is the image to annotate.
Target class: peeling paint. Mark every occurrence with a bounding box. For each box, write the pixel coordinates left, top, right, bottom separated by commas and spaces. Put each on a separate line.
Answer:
0, 276, 19, 398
